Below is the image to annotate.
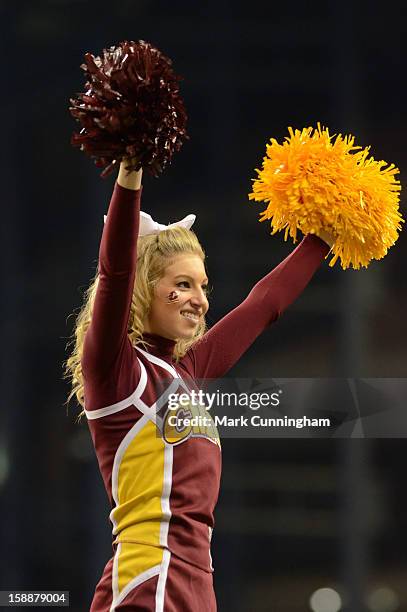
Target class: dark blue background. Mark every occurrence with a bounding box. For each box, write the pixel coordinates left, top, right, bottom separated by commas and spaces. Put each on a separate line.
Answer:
1, 1, 406, 610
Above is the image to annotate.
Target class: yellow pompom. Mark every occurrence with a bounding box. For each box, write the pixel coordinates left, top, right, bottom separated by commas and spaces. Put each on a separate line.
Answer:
248, 124, 403, 269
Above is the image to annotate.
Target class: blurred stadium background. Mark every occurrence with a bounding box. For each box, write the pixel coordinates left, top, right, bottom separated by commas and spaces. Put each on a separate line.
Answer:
1, 1, 406, 610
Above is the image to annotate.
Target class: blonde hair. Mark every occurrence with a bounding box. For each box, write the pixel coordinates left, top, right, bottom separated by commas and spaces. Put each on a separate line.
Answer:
64, 226, 208, 416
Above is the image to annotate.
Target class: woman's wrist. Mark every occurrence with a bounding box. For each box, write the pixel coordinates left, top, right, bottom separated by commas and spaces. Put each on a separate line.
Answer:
117, 159, 143, 190
315, 229, 335, 248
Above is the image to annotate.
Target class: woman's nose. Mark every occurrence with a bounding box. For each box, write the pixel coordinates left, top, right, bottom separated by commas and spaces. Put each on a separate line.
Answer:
190, 289, 208, 309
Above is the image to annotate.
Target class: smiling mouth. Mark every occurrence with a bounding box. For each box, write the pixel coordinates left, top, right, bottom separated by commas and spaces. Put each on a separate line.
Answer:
180, 311, 200, 323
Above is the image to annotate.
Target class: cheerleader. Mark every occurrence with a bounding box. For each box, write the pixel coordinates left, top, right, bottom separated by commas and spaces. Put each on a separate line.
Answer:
65, 157, 331, 611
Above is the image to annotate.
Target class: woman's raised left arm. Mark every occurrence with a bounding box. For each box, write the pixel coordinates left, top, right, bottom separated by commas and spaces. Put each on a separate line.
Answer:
183, 234, 330, 380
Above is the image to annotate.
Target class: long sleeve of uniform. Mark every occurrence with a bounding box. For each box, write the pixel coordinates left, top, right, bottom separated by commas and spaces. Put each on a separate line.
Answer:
81, 182, 142, 403
182, 234, 330, 380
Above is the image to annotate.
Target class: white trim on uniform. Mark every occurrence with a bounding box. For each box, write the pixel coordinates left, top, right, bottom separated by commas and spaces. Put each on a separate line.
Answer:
109, 559, 162, 612
159, 443, 173, 547
84, 359, 147, 420
133, 377, 181, 424
155, 377, 184, 410
110, 541, 121, 611
135, 346, 179, 378
109, 414, 150, 532
208, 526, 214, 571
85, 350, 191, 421
155, 549, 171, 612
135, 347, 192, 396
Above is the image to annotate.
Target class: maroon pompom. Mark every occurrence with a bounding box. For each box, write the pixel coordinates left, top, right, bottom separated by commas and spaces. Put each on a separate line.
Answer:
69, 40, 189, 177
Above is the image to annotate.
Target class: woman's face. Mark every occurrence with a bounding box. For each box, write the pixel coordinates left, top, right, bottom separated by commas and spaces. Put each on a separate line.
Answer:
144, 254, 209, 341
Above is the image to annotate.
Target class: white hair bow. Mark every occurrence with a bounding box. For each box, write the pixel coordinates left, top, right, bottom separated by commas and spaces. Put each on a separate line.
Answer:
104, 211, 196, 236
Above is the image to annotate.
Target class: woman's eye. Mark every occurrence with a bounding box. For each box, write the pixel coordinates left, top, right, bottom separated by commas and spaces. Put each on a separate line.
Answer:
176, 281, 209, 294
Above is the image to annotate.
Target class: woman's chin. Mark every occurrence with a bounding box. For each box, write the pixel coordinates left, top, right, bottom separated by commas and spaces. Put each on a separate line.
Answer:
175, 326, 196, 341
177, 331, 195, 341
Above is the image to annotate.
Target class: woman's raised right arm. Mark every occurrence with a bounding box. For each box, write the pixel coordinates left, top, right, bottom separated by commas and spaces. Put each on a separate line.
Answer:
81, 161, 143, 382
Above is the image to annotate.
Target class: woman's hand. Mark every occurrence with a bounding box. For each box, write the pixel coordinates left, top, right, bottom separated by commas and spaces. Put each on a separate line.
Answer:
315, 229, 335, 248
117, 158, 143, 190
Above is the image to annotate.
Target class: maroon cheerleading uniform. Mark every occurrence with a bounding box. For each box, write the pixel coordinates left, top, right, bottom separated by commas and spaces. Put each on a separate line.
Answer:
82, 182, 329, 611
